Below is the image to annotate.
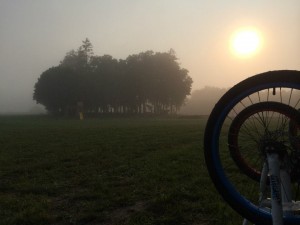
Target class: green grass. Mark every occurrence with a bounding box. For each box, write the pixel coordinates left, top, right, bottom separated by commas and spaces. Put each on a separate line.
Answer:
0, 115, 243, 225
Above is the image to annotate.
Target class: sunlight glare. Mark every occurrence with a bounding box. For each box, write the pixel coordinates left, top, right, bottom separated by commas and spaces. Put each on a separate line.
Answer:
231, 29, 261, 57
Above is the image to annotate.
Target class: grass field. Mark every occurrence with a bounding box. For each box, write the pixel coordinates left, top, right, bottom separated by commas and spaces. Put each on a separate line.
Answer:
0, 115, 243, 225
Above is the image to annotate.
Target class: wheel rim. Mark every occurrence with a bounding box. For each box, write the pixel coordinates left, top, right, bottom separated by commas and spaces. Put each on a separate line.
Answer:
207, 79, 300, 224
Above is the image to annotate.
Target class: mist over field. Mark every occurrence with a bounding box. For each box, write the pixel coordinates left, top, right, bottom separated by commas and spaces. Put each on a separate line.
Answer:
0, 89, 226, 116
179, 87, 228, 115
1, 1, 300, 114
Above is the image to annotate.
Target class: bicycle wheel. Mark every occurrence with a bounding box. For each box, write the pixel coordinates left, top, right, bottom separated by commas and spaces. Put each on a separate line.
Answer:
289, 109, 300, 150
228, 102, 300, 182
204, 70, 300, 224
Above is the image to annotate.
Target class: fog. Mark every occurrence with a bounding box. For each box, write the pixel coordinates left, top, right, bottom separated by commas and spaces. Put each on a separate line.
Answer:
1, 1, 300, 114
179, 87, 228, 115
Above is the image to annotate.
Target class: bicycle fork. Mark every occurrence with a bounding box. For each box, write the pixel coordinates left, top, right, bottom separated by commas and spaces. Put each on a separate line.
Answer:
267, 153, 291, 225
243, 152, 292, 225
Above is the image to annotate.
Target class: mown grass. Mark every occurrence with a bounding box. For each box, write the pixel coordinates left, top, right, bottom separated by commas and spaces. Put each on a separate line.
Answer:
0, 115, 243, 225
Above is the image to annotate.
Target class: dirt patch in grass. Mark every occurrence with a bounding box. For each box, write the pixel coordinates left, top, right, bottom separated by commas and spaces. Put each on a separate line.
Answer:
96, 201, 148, 225
85, 201, 148, 225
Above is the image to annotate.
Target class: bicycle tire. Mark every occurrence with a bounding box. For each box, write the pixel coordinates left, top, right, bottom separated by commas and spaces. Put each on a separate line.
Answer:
204, 70, 300, 225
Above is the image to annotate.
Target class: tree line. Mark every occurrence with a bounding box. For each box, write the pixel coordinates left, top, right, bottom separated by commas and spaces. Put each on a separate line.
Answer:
33, 39, 193, 116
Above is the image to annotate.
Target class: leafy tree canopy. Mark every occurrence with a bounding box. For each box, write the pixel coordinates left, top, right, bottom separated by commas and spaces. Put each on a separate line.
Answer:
33, 39, 193, 116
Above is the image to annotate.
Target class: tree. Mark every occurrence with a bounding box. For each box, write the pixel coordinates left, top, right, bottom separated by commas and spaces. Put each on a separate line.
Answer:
124, 51, 193, 114
89, 54, 120, 113
33, 66, 82, 115
60, 38, 93, 73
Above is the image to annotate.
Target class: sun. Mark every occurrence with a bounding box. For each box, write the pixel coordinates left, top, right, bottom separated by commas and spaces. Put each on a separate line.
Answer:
231, 28, 261, 57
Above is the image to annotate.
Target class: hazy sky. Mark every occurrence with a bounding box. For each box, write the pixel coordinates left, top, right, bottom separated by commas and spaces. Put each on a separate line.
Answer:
1, 0, 299, 113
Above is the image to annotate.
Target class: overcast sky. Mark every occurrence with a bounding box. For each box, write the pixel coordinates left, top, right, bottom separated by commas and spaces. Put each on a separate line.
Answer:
0, 0, 299, 113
